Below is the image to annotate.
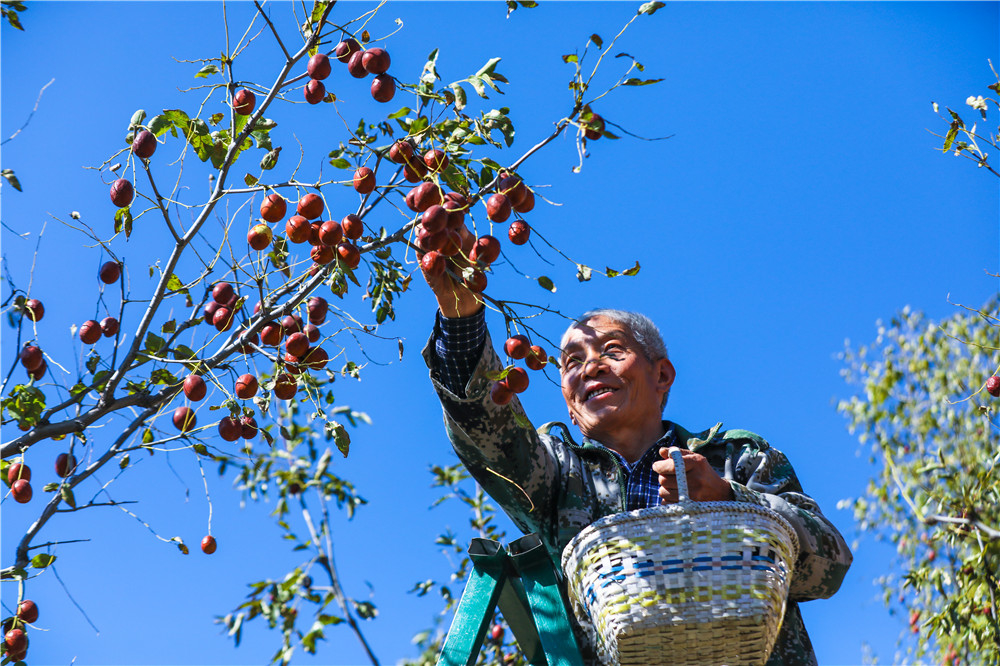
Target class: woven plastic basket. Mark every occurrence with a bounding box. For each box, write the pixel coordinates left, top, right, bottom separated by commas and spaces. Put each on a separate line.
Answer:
561, 448, 799, 666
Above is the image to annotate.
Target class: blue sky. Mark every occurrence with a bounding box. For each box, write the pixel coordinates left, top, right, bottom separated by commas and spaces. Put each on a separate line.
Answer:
1, 2, 998, 665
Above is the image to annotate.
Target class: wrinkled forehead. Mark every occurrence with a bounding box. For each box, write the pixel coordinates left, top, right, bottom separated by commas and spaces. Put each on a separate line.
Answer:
560, 315, 633, 353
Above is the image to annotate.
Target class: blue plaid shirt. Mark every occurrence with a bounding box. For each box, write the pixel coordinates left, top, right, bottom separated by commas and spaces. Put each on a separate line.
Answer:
433, 308, 678, 512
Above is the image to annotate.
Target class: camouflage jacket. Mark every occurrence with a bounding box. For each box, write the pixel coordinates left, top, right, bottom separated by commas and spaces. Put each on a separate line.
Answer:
424, 331, 852, 666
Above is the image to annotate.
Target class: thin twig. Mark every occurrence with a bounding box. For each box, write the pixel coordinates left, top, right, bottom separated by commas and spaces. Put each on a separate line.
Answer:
2, 78, 55, 145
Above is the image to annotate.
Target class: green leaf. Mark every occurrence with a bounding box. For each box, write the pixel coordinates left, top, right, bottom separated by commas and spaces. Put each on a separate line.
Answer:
1, 169, 21, 192
143, 428, 154, 444
190, 118, 211, 136
942, 127, 958, 152
195, 64, 219, 79
309, 0, 328, 24
244, 173, 259, 187
387, 106, 412, 120
251, 130, 273, 151
114, 206, 134, 239
476, 57, 502, 78
638, 1, 666, 15
353, 600, 377, 619
61, 485, 76, 508
93, 370, 110, 388
421, 49, 440, 85
30, 553, 56, 569
622, 261, 641, 276
148, 114, 172, 137
467, 75, 487, 99
622, 77, 664, 86
3, 7, 24, 30
166, 273, 188, 295
562, 54, 578, 64
259, 147, 280, 171
331, 422, 351, 457
173, 344, 196, 360
163, 108, 190, 128
161, 319, 176, 334
449, 83, 467, 112
537, 276, 556, 292
328, 157, 352, 169
149, 368, 178, 386
119, 453, 130, 469
128, 109, 147, 131
409, 116, 429, 134
3, 567, 28, 580
144, 332, 166, 354
209, 112, 224, 126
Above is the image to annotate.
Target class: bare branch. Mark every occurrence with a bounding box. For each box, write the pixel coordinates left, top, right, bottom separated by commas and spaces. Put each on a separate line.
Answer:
2, 78, 55, 146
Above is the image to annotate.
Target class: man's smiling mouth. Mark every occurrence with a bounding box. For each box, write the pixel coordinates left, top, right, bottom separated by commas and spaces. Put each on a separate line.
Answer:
585, 387, 615, 402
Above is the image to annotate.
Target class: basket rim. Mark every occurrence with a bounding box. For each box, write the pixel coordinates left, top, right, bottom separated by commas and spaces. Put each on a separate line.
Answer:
561, 501, 800, 570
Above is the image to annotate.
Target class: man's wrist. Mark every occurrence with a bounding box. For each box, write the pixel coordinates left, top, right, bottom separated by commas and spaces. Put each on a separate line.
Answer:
438, 298, 482, 319
439, 303, 484, 320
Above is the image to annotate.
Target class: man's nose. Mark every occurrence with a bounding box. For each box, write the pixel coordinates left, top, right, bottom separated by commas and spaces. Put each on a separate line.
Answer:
581, 355, 605, 377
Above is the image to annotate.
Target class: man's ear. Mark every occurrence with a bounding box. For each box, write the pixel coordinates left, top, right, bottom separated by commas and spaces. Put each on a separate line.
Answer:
569, 412, 578, 426
656, 358, 676, 397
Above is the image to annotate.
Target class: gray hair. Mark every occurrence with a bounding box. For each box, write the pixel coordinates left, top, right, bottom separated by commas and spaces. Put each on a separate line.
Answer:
561, 308, 671, 410
566, 308, 668, 362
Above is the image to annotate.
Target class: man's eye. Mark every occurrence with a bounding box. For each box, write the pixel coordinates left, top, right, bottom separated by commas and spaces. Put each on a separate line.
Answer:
601, 344, 625, 358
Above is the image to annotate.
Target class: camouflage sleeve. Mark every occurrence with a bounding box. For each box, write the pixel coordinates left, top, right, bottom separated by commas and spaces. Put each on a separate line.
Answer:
725, 435, 853, 601
422, 329, 563, 540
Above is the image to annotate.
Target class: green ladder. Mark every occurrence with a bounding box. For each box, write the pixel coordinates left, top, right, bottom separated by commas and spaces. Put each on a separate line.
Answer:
436, 533, 586, 666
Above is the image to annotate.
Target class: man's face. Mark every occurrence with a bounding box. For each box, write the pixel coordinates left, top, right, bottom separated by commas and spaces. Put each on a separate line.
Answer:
559, 315, 675, 444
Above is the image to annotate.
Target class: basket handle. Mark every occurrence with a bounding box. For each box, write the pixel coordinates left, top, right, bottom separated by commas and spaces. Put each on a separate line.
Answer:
668, 447, 690, 503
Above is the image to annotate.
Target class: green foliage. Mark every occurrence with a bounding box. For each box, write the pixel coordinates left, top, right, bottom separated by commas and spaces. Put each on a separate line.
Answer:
1, 0, 26, 30
401, 464, 528, 666
219, 396, 371, 663
2, 384, 46, 429
933, 63, 1000, 179
839, 300, 1000, 663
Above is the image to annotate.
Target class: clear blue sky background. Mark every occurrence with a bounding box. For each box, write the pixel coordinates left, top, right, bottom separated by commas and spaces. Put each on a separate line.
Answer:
2, 2, 997, 665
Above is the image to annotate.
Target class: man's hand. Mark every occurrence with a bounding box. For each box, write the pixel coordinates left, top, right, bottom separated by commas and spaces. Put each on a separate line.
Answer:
652, 446, 734, 503
419, 223, 482, 319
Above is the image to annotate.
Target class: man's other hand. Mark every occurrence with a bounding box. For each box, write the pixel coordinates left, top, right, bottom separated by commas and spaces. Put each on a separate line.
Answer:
653, 446, 734, 503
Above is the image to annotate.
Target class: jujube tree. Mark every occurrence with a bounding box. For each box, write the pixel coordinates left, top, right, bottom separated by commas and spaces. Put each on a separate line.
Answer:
0, 2, 666, 663
838, 67, 1000, 664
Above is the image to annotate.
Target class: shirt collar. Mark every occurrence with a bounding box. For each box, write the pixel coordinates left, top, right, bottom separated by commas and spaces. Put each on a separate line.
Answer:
585, 421, 679, 470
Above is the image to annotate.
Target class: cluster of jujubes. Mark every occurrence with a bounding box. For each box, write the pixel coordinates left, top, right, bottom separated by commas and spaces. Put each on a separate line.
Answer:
490, 334, 549, 405
332, 38, 396, 104
411, 160, 538, 296
4, 451, 77, 505
249, 192, 362, 271
1, 598, 38, 661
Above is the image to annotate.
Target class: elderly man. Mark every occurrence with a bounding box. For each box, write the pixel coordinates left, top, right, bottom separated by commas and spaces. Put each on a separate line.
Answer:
421, 270, 852, 665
